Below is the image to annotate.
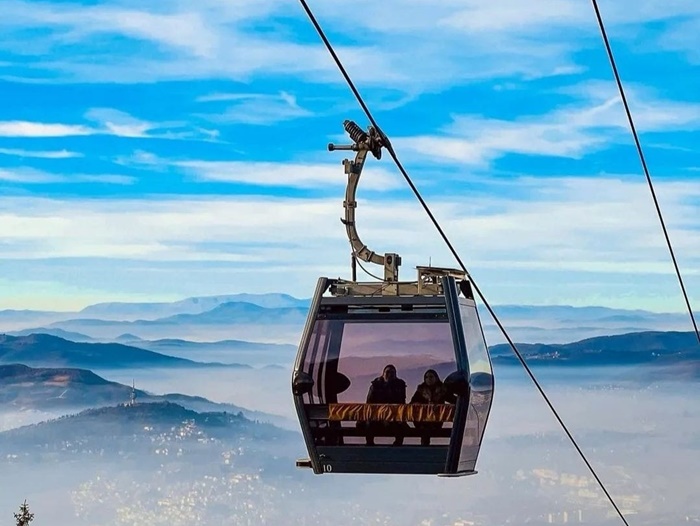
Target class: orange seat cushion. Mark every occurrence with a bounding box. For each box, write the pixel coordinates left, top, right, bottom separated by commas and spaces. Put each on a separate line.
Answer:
328, 403, 455, 422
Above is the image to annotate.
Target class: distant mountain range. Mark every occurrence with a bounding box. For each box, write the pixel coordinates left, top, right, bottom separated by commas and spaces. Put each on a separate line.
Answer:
490, 330, 700, 369
5, 329, 296, 365
7, 301, 309, 342
486, 304, 687, 322
0, 293, 309, 323
0, 334, 248, 369
2, 292, 698, 345
3, 325, 700, 377
9, 327, 97, 341
480, 304, 699, 345
117, 337, 297, 366
78, 293, 310, 320
122, 336, 295, 353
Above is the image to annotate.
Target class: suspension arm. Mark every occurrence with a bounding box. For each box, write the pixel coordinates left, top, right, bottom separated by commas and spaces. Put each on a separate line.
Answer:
329, 120, 401, 282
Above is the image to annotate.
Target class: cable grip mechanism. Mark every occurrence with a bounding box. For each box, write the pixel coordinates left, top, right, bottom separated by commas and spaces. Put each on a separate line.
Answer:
328, 120, 384, 159
328, 120, 400, 283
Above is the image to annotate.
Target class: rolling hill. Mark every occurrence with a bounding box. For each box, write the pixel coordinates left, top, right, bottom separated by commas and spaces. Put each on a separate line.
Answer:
0, 363, 144, 408
0, 334, 245, 369
9, 327, 96, 342
0, 363, 292, 427
489, 330, 700, 367
0, 401, 290, 450
117, 336, 297, 366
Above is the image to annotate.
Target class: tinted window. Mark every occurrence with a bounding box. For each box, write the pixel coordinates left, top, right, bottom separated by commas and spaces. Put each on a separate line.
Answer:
337, 320, 456, 404
457, 300, 494, 471
300, 317, 458, 446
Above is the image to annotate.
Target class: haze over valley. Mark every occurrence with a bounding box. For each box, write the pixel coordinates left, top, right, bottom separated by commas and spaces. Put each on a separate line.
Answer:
0, 292, 698, 524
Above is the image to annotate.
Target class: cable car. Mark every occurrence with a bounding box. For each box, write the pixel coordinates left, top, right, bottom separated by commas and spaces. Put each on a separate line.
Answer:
292, 121, 494, 476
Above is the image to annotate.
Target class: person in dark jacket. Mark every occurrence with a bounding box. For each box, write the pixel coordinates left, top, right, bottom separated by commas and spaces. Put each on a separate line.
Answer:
410, 369, 456, 445
363, 364, 407, 445
367, 364, 406, 404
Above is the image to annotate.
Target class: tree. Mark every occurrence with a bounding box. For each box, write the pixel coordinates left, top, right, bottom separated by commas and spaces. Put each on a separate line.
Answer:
14, 500, 34, 526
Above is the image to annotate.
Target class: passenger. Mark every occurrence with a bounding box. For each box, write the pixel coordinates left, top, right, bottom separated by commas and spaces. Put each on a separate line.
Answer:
410, 369, 456, 445
363, 364, 407, 446
367, 364, 406, 404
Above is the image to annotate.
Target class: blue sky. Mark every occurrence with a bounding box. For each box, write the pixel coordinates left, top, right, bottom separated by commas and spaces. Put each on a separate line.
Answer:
1, 0, 699, 312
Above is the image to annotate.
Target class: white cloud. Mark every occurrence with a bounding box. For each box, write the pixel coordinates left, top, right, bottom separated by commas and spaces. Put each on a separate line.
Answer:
112, 152, 403, 191
438, 0, 587, 33
0, 108, 217, 140
4, 0, 699, 92
0, 195, 341, 261
84, 108, 154, 138
0, 147, 82, 158
195, 91, 313, 125
0, 168, 135, 185
0, 121, 92, 137
84, 107, 216, 140
394, 82, 700, 166
658, 21, 700, 62
0, 175, 697, 274
0, 168, 62, 183
113, 150, 165, 169
0, 1, 379, 85
74, 10, 218, 59
2, 1, 221, 58
2, 2, 699, 314
555, 80, 700, 130
73, 174, 136, 185
175, 160, 402, 190
0, 173, 698, 312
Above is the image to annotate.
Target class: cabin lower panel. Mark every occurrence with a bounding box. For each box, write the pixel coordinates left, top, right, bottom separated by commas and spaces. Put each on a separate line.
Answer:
314, 445, 450, 475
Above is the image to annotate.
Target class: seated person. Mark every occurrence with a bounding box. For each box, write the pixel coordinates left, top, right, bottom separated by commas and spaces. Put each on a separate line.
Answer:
367, 364, 406, 404
410, 369, 456, 445
362, 364, 408, 446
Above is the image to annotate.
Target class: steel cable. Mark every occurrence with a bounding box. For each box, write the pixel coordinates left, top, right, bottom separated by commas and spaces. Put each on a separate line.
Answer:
297, 1, 632, 524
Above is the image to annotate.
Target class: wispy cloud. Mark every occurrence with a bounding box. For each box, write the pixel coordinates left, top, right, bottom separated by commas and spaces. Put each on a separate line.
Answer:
0, 1, 359, 85
0, 175, 697, 271
0, 168, 134, 185
84, 108, 154, 138
71, 174, 135, 185
0, 173, 698, 312
657, 18, 700, 64
0, 168, 61, 183
0, 107, 218, 140
395, 81, 700, 166
113, 150, 166, 170
2, 1, 222, 58
0, 121, 92, 137
120, 154, 403, 191
196, 91, 313, 125
0, 147, 82, 158
6, 0, 699, 92
85, 107, 218, 140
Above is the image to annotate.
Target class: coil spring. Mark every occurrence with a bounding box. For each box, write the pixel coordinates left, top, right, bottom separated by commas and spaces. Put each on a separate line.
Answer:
343, 120, 367, 144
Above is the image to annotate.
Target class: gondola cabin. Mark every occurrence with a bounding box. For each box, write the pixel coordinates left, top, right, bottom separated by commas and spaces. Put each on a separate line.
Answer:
292, 269, 494, 476
292, 121, 494, 476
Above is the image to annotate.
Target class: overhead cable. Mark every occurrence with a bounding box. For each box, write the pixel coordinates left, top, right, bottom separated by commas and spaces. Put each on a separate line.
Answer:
297, 2, 631, 524
590, 0, 700, 346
